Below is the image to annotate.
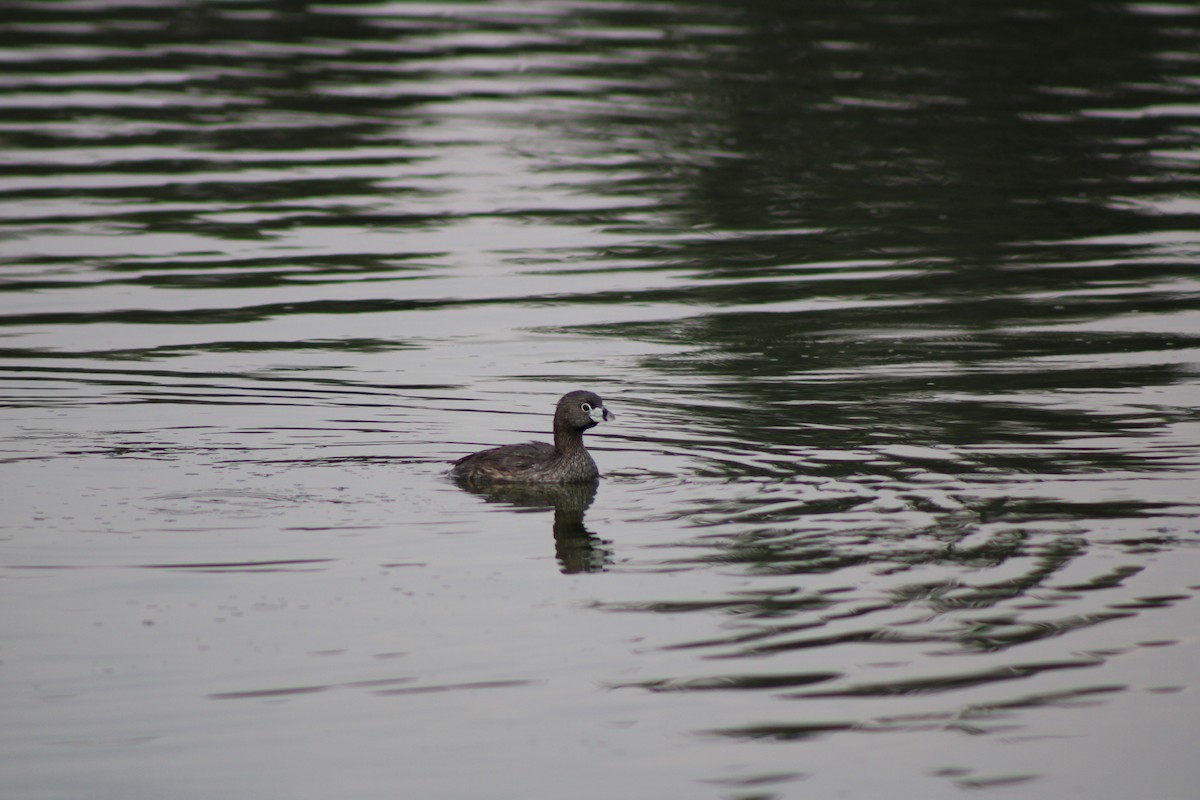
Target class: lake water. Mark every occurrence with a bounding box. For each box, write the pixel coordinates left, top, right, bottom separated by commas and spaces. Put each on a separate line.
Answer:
2, 2, 1199, 798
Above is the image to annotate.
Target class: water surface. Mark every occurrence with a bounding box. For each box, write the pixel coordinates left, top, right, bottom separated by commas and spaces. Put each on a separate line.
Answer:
2, 2, 1199, 798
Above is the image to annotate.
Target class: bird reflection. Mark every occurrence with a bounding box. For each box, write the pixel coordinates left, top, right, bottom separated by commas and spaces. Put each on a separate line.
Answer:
453, 480, 612, 573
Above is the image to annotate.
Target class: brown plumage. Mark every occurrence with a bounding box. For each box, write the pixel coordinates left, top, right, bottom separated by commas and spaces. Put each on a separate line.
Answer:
450, 390, 613, 484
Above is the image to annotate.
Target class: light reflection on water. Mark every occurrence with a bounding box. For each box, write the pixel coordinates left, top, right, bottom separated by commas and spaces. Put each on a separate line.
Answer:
2, 1, 1200, 798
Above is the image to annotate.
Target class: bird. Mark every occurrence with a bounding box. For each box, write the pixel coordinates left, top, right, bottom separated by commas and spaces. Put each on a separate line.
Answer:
450, 390, 613, 484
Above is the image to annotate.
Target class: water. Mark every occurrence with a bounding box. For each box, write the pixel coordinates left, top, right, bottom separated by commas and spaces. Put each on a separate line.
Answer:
2, 1, 1199, 798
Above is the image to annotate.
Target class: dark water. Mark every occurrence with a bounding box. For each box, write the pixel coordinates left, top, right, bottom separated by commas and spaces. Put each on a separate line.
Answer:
2, 1, 1199, 798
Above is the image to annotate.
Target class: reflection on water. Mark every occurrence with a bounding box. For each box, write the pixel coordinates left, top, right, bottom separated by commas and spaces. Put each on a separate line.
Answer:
455, 480, 611, 574
2, 1, 1200, 798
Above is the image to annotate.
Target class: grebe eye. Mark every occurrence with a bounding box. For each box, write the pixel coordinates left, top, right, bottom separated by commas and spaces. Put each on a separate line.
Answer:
581, 403, 592, 412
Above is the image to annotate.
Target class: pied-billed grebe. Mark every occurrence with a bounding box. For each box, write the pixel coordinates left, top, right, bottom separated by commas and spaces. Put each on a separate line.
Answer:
450, 390, 613, 484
